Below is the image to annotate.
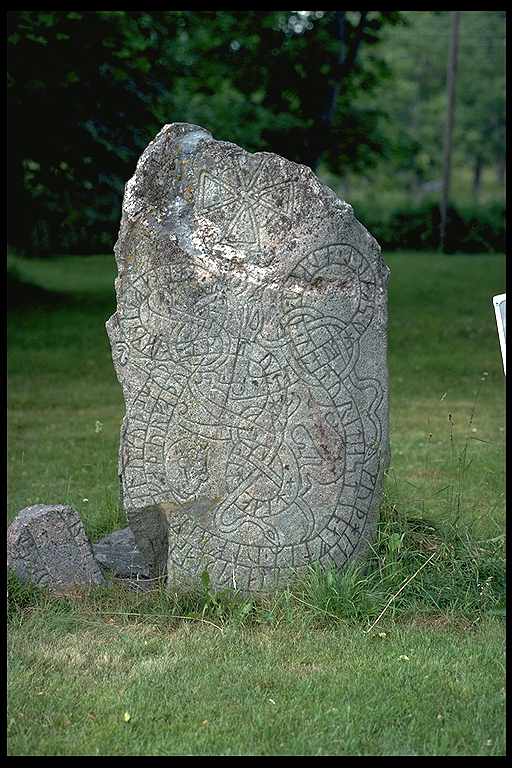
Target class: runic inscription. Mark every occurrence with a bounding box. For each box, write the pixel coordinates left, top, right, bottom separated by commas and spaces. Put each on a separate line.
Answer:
107, 122, 389, 593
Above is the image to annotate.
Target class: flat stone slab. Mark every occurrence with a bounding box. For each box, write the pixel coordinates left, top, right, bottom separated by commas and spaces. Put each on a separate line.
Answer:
107, 122, 389, 593
7, 504, 105, 588
93, 527, 151, 580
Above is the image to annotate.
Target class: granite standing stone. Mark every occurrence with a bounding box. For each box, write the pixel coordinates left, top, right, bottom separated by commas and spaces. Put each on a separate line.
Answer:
107, 123, 389, 593
7, 504, 105, 588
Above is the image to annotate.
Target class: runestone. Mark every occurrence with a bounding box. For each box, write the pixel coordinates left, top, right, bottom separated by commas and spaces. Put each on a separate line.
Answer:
107, 123, 390, 592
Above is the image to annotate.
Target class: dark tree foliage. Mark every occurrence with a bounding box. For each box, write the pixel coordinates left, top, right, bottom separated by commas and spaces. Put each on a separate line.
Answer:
7, 10, 403, 255
8, 11, 174, 253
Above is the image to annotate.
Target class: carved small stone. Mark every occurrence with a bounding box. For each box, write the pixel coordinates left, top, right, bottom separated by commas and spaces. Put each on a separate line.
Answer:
7, 504, 105, 588
107, 123, 390, 593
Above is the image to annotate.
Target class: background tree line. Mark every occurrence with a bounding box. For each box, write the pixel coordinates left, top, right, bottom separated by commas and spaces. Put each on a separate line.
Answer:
7, 10, 505, 256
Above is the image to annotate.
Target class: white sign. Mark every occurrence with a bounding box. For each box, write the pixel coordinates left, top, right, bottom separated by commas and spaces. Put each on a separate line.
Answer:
492, 293, 506, 374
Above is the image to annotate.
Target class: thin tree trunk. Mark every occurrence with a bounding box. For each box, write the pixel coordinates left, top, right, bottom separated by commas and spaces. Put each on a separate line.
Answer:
496, 157, 505, 188
440, 11, 461, 252
309, 10, 368, 172
472, 155, 483, 202
322, 11, 346, 132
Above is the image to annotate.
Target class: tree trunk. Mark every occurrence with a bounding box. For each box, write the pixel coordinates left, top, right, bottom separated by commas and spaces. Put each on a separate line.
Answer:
440, 11, 461, 252
308, 10, 368, 172
472, 155, 483, 202
7, 115, 27, 254
496, 156, 506, 189
322, 12, 346, 133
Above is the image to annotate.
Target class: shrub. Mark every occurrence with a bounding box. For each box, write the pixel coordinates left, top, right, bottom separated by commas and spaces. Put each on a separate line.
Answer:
354, 200, 505, 253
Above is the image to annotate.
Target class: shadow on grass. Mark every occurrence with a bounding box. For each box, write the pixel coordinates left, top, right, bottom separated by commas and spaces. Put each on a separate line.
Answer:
7, 263, 115, 316
7, 266, 71, 312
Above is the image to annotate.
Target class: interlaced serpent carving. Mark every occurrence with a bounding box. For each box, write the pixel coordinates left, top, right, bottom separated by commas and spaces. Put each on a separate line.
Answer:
118, 232, 384, 590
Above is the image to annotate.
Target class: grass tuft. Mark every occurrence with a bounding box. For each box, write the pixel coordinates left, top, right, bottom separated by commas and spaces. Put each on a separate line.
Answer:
7, 505, 505, 636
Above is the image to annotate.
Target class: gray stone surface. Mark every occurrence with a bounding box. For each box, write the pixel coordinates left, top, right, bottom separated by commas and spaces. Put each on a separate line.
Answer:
107, 122, 389, 593
93, 527, 151, 579
7, 504, 105, 588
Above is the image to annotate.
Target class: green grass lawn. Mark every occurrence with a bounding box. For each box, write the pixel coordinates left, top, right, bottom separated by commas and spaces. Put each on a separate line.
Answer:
7, 250, 506, 756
